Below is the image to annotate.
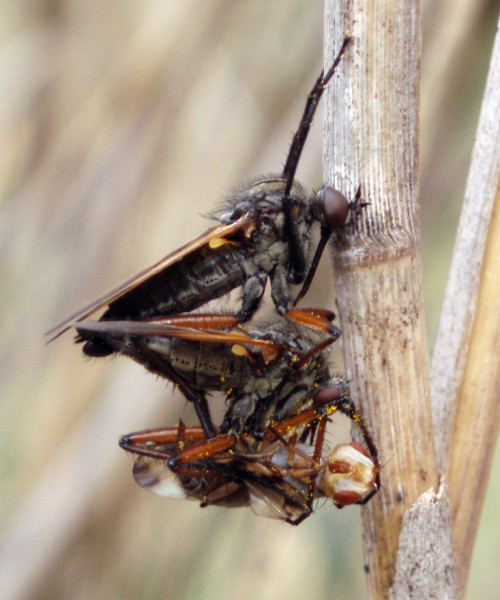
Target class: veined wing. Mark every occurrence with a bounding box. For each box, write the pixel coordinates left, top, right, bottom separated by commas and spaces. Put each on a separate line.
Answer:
46, 214, 254, 341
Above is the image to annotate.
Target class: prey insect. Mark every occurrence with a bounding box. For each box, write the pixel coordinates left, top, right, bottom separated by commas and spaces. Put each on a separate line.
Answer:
47, 36, 363, 357
72, 308, 342, 438
120, 384, 380, 525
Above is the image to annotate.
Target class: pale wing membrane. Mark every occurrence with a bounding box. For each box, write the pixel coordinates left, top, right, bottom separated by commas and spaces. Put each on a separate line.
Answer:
133, 456, 189, 500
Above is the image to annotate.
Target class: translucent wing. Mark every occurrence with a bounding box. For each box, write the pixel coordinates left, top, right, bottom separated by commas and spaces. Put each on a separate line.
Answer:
46, 214, 253, 341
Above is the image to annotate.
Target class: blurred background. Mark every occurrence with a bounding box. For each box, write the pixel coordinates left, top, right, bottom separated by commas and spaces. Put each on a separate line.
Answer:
0, 1, 498, 599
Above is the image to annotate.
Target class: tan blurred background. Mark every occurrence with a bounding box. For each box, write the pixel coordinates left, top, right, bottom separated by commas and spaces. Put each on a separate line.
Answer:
0, 1, 498, 599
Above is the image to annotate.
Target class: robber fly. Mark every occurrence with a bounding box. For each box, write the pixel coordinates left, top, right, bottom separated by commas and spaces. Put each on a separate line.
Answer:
120, 383, 380, 525
47, 36, 363, 358
72, 308, 342, 437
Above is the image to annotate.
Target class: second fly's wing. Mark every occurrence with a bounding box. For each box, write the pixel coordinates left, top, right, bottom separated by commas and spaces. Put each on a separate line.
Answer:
71, 316, 282, 364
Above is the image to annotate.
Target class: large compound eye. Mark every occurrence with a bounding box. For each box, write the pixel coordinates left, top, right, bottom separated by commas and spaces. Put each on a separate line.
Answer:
322, 187, 350, 229
313, 384, 346, 407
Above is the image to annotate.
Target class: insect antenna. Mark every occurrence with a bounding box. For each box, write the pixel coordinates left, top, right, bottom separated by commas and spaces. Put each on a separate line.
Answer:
282, 35, 351, 196
281, 36, 351, 285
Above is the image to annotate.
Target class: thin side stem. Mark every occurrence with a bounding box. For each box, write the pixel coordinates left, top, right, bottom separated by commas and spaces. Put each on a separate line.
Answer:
430, 17, 500, 595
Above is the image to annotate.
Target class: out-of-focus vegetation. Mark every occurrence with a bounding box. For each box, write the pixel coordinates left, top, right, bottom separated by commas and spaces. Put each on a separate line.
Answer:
0, 1, 497, 599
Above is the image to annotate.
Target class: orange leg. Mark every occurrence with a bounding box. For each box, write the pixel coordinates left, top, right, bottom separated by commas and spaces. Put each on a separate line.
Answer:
120, 424, 237, 468
283, 309, 341, 367
135, 314, 282, 363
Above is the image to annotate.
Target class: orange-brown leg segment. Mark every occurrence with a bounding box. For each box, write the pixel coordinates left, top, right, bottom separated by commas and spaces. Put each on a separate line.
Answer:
284, 309, 341, 367
120, 424, 237, 469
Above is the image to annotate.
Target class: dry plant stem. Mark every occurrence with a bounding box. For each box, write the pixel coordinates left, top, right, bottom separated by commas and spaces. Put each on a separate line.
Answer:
390, 479, 455, 598
324, 2, 455, 598
431, 20, 500, 596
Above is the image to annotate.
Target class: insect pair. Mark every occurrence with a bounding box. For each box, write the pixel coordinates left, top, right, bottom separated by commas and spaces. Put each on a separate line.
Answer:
47, 36, 379, 522
76, 308, 380, 524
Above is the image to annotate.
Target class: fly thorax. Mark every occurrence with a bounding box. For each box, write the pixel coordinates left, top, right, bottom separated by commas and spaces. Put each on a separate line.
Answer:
253, 241, 288, 272
268, 239, 289, 262
253, 207, 284, 250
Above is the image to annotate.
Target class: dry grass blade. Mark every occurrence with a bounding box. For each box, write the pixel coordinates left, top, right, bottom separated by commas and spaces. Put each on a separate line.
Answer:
430, 15, 500, 596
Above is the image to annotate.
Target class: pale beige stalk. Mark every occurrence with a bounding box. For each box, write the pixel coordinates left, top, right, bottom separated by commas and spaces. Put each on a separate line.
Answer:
324, 2, 456, 597
431, 17, 500, 595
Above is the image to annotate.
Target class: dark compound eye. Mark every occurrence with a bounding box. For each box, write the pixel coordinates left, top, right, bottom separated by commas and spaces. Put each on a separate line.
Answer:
322, 187, 350, 230
313, 384, 344, 406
